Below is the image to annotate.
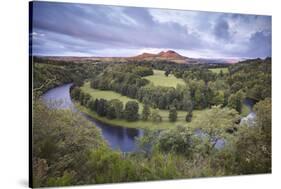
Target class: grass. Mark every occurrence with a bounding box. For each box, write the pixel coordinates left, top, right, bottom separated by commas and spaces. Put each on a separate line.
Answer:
79, 82, 208, 130
144, 70, 185, 88
81, 82, 138, 105
208, 68, 229, 74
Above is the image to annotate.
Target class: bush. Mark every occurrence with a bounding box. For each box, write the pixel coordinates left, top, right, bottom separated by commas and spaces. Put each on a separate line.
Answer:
158, 126, 192, 155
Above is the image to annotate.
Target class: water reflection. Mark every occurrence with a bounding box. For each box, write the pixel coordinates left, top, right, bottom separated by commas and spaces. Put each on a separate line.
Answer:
42, 83, 143, 152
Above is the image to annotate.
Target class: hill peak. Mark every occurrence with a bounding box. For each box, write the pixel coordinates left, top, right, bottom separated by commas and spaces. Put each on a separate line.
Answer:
130, 50, 188, 63
157, 50, 184, 59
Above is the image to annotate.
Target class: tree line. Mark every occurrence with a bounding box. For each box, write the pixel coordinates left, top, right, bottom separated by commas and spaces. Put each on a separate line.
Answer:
71, 86, 186, 122
33, 57, 107, 96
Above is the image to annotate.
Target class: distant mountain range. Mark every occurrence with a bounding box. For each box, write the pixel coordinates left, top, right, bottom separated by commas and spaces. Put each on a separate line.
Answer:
36, 50, 243, 64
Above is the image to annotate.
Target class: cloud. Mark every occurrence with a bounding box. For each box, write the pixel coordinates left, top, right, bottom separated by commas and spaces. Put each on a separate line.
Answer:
213, 19, 231, 41
31, 2, 272, 58
246, 31, 272, 57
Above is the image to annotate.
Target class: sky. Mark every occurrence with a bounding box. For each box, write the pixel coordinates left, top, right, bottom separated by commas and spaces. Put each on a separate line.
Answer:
30, 2, 272, 59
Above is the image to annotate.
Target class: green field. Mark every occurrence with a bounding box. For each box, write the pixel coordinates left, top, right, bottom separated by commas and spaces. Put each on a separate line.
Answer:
81, 82, 139, 105
144, 70, 185, 88
79, 82, 208, 130
208, 68, 229, 74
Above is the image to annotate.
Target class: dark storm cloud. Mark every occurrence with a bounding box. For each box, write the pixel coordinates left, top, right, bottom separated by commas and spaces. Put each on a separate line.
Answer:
245, 31, 272, 57
213, 19, 231, 41
31, 1, 272, 58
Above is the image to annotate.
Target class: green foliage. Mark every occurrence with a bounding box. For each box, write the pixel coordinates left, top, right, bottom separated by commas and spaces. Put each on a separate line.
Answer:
33, 58, 104, 96
70, 87, 81, 100
151, 109, 162, 123
137, 85, 182, 110
133, 66, 154, 77
254, 98, 272, 134
106, 103, 116, 119
191, 106, 240, 154
169, 106, 177, 122
142, 104, 151, 121
96, 99, 108, 117
33, 57, 272, 187
212, 91, 225, 105
47, 171, 76, 187
234, 98, 271, 174
182, 91, 193, 112
157, 126, 192, 155
228, 58, 271, 101
124, 101, 139, 121
228, 90, 245, 113
109, 99, 124, 119
90, 65, 149, 98
234, 125, 271, 174
32, 101, 105, 187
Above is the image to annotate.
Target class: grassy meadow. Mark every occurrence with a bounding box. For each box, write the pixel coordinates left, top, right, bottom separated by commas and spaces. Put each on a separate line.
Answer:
79, 81, 196, 129
144, 70, 185, 88
208, 67, 229, 74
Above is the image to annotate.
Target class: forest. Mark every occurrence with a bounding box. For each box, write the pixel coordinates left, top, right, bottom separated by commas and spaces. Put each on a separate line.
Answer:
32, 57, 271, 187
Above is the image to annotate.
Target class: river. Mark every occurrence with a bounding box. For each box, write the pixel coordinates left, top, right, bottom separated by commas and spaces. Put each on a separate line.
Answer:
41, 83, 256, 152
42, 83, 143, 152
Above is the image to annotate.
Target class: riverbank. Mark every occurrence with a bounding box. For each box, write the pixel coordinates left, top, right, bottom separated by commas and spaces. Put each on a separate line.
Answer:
75, 103, 185, 130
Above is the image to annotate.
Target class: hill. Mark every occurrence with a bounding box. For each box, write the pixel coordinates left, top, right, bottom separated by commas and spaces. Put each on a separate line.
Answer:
130, 50, 193, 64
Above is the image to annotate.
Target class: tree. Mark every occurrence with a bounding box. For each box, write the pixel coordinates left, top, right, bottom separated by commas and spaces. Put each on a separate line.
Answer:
164, 70, 170, 77
228, 90, 245, 113
212, 91, 225, 105
169, 106, 177, 122
124, 101, 139, 121
182, 92, 193, 112
194, 88, 204, 109
254, 98, 271, 135
110, 99, 123, 119
158, 125, 192, 155
106, 103, 116, 119
151, 109, 162, 123
219, 69, 224, 77
79, 92, 85, 105
32, 101, 105, 187
234, 98, 272, 175
193, 105, 240, 154
142, 104, 151, 121
88, 99, 96, 111
83, 93, 91, 107
158, 96, 166, 109
185, 111, 192, 122
93, 99, 99, 111
96, 99, 108, 117
70, 87, 81, 100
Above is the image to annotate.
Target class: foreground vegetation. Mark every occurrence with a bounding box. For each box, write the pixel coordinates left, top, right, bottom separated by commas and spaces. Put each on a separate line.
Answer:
33, 98, 271, 187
